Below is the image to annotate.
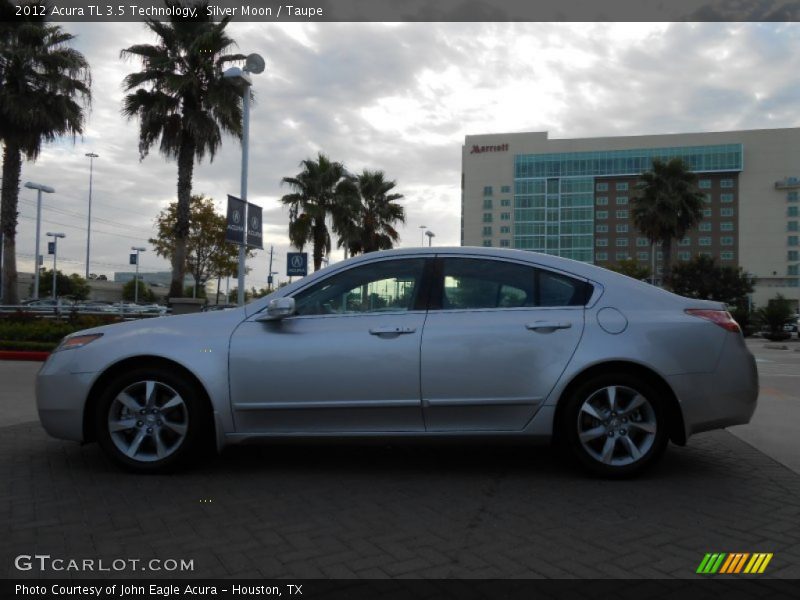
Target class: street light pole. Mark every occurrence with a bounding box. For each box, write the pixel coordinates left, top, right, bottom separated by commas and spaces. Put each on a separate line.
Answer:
131, 246, 146, 304
24, 181, 55, 300
224, 54, 264, 306
85, 152, 98, 280
425, 230, 435, 247
419, 225, 427, 246
46, 232, 65, 300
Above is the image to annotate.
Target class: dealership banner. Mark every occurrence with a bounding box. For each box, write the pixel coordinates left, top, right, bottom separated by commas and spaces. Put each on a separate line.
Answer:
225, 195, 246, 245
246, 203, 263, 249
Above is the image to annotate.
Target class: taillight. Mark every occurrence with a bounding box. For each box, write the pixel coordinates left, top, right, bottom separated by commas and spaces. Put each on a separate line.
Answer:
685, 309, 741, 333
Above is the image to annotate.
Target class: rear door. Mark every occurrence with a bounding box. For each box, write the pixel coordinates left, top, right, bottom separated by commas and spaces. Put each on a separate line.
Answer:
420, 256, 588, 431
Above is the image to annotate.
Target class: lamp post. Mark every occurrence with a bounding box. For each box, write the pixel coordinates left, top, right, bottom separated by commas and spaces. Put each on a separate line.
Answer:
24, 181, 55, 300
425, 230, 435, 247
46, 232, 65, 300
131, 246, 145, 304
224, 53, 264, 306
419, 225, 427, 246
85, 152, 98, 280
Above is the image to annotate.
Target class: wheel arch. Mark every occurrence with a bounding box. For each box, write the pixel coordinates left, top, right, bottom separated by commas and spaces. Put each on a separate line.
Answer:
82, 355, 216, 445
552, 360, 687, 446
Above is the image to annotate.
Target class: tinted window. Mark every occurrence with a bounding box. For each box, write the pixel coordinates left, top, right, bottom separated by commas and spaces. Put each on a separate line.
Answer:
294, 259, 425, 316
439, 258, 591, 310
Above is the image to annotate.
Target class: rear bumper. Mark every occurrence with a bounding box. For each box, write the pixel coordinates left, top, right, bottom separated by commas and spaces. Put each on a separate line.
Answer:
667, 333, 758, 439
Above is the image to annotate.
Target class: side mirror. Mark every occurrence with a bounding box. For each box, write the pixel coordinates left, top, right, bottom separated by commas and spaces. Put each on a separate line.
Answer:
257, 297, 296, 321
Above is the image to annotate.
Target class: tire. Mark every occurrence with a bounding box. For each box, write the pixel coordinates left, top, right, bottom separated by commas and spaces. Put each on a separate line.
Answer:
562, 372, 669, 478
95, 366, 211, 473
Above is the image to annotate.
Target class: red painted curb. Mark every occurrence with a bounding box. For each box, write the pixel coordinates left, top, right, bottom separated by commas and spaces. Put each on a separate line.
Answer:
0, 350, 50, 361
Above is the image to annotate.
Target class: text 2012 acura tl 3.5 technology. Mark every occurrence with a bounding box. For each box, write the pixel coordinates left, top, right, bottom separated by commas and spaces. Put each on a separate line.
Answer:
37, 247, 758, 476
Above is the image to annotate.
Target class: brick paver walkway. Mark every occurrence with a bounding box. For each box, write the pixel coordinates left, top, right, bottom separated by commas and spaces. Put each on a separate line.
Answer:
2, 422, 799, 579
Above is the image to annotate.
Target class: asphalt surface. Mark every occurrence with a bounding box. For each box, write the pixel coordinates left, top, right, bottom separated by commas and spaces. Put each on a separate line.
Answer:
1, 342, 799, 579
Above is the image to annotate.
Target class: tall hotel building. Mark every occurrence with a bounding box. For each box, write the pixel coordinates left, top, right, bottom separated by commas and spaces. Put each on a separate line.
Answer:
461, 128, 800, 308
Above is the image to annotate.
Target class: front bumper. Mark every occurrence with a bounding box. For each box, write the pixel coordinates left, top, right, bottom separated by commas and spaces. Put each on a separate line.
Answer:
36, 353, 97, 442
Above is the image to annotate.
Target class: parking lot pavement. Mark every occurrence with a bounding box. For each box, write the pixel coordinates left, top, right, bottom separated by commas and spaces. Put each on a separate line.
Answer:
1, 349, 800, 580
729, 339, 800, 475
0, 361, 40, 427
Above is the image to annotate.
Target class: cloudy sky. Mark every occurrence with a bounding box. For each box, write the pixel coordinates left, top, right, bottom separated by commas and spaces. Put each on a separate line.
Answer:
13, 21, 800, 289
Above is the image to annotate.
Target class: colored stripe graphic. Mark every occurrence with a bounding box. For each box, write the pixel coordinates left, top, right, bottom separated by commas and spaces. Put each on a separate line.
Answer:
744, 553, 773, 574
699, 553, 773, 575
697, 553, 727, 574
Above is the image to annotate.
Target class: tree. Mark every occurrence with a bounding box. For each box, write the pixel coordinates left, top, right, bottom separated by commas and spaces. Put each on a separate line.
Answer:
122, 279, 156, 302
340, 169, 406, 256
631, 158, 705, 288
280, 153, 359, 271
121, 2, 245, 298
670, 255, 755, 307
756, 294, 795, 341
0, 1, 91, 304
606, 258, 651, 281
32, 269, 90, 301
149, 195, 250, 296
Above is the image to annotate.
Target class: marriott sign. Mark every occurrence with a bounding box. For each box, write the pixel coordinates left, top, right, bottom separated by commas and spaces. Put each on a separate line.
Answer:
470, 143, 509, 154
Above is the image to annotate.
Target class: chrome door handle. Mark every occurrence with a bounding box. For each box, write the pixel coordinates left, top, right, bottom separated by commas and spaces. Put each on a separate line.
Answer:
526, 321, 572, 331
369, 327, 417, 336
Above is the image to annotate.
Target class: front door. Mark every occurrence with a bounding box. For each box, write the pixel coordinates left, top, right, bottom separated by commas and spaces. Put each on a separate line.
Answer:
229, 258, 429, 433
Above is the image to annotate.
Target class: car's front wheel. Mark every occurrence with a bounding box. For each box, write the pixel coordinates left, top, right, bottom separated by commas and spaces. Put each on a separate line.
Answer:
563, 373, 668, 477
95, 367, 210, 473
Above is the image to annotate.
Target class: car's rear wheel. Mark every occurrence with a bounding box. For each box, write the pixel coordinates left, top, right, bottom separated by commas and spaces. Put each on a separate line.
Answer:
95, 367, 209, 473
563, 373, 668, 477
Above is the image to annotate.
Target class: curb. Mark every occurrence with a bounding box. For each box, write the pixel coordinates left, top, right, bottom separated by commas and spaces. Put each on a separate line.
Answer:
0, 350, 50, 362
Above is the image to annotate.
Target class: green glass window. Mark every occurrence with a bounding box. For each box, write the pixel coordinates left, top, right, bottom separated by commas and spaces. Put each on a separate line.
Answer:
788, 251, 799, 261
597, 211, 608, 219
483, 199, 493, 209
637, 251, 649, 260
482, 226, 492, 236
483, 186, 493, 196
616, 182, 629, 191
616, 224, 628, 233
789, 221, 799, 232
501, 212, 511, 221
596, 182, 609, 191
616, 238, 628, 247
789, 191, 799, 202
721, 251, 734, 260
483, 213, 493, 223
720, 222, 734, 231
500, 226, 510, 234
482, 239, 492, 247
702, 208, 712, 217
720, 207, 735, 217
699, 222, 712, 231
596, 196, 608, 205
678, 251, 691, 260
500, 239, 510, 247
699, 179, 712, 189
501, 185, 511, 194
721, 193, 734, 203
789, 265, 799, 276
637, 238, 649, 247
788, 206, 799, 217
720, 179, 734, 188
615, 251, 629, 260
616, 196, 629, 205
721, 236, 734, 246
596, 224, 608, 233
616, 210, 628, 219
678, 237, 691, 246
699, 237, 712, 246
501, 198, 511, 207
596, 252, 608, 261
596, 238, 608, 247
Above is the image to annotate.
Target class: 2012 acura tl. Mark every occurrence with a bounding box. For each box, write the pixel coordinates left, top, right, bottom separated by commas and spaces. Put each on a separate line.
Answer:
37, 247, 758, 476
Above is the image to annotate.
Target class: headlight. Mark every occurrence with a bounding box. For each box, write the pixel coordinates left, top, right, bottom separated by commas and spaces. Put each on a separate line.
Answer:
54, 333, 103, 352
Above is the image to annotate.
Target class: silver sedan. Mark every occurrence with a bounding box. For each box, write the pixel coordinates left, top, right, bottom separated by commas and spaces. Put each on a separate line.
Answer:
37, 247, 758, 476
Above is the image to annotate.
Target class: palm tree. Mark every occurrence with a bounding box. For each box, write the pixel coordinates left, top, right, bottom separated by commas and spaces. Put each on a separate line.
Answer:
631, 158, 704, 288
121, 1, 245, 298
0, 1, 91, 304
280, 153, 358, 271
343, 170, 405, 255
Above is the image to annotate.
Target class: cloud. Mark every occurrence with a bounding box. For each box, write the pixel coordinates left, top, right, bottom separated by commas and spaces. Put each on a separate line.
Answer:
12, 21, 800, 290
